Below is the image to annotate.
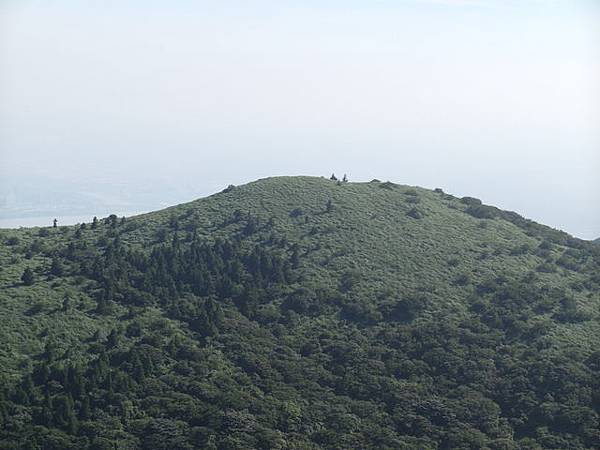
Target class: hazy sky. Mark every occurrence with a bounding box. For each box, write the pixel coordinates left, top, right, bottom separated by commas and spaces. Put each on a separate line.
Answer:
1, 0, 599, 238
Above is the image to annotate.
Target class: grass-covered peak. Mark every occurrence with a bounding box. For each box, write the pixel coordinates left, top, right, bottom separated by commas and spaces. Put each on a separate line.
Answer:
1, 175, 599, 449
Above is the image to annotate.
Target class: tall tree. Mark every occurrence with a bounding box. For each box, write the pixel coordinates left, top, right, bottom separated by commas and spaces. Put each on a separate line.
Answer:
50, 257, 64, 276
62, 294, 71, 312
21, 267, 34, 286
326, 199, 334, 213
54, 394, 78, 434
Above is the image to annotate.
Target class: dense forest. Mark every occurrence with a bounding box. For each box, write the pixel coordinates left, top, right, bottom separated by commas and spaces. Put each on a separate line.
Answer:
1, 176, 599, 449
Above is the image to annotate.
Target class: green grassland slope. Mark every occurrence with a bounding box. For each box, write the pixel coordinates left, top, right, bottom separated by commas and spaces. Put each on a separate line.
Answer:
0, 176, 599, 449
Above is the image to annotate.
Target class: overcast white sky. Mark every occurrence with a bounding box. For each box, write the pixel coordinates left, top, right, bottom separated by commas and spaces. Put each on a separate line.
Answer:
1, 0, 599, 238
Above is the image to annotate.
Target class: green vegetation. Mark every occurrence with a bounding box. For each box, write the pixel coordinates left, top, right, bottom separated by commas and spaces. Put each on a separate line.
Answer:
0, 176, 599, 449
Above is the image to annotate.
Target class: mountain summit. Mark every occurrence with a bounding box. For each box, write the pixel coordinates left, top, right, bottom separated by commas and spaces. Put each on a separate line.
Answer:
1, 176, 599, 449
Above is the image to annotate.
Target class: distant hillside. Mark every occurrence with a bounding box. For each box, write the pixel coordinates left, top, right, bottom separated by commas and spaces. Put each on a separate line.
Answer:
1, 176, 599, 449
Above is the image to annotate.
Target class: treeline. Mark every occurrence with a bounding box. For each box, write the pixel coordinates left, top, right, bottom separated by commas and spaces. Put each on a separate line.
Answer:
80, 228, 296, 323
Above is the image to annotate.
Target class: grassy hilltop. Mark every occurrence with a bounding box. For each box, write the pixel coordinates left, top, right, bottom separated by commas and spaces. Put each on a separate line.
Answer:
1, 176, 599, 449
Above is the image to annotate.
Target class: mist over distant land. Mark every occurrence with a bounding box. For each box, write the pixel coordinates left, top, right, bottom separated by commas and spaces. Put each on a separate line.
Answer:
1, 0, 599, 239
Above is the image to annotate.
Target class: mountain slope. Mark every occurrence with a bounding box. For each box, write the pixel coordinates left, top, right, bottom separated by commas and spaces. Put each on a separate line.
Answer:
1, 176, 599, 449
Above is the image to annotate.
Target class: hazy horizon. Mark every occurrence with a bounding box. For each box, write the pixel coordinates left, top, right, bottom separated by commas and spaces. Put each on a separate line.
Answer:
1, 1, 599, 239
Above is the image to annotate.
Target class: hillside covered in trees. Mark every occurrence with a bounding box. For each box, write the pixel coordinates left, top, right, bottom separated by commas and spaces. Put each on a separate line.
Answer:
1, 176, 599, 450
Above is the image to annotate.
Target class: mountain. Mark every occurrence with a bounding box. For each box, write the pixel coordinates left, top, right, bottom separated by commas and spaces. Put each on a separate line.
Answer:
1, 176, 599, 449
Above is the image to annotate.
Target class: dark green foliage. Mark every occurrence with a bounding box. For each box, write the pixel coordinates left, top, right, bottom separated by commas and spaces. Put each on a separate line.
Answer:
289, 208, 304, 218
0, 176, 599, 449
454, 272, 471, 285
379, 181, 395, 190
53, 394, 78, 433
106, 214, 118, 228
50, 257, 64, 276
406, 207, 423, 219
155, 228, 168, 243
461, 196, 483, 206
554, 296, 590, 323
21, 267, 35, 285
466, 204, 497, 219
339, 269, 361, 292
326, 199, 334, 213
62, 294, 71, 312
511, 243, 532, 256
6, 236, 19, 246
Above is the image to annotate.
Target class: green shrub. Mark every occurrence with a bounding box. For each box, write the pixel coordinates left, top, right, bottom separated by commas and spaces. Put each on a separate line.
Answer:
407, 207, 423, 219
379, 181, 395, 190
21, 267, 35, 285
466, 205, 497, 219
